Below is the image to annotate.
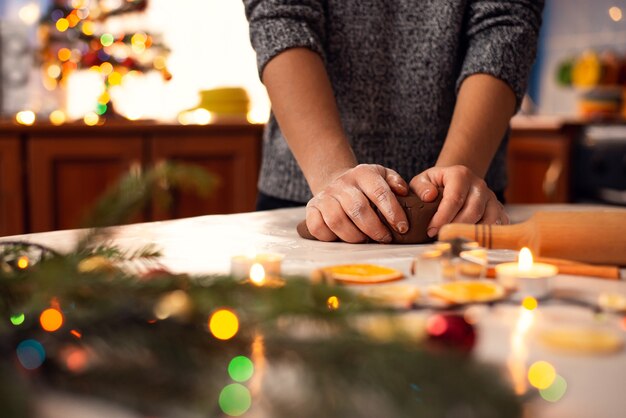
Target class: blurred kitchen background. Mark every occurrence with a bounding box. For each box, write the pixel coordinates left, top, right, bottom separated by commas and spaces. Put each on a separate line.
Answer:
0, 0, 624, 236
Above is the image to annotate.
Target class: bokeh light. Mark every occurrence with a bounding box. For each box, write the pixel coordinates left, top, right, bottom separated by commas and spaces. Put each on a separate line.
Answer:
70, 329, 82, 339
40, 308, 64, 332
50, 110, 67, 126
153, 55, 167, 70
16, 111, 36, 126
96, 103, 108, 115
327, 296, 340, 310
82, 21, 94, 36
522, 296, 538, 311
16, 339, 46, 370
219, 383, 252, 416
65, 347, 89, 373
154, 290, 191, 320
228, 356, 254, 383
10, 313, 25, 326
51, 9, 64, 21
100, 62, 113, 75
528, 361, 557, 390
18, 3, 41, 25
17, 256, 29, 269
84, 112, 100, 126
56, 18, 70, 32
58, 48, 72, 62
426, 314, 448, 336
540, 374, 567, 402
47, 64, 62, 79
609, 6, 623, 22
108, 72, 123, 86
131, 32, 148, 46
100, 33, 115, 47
209, 309, 239, 340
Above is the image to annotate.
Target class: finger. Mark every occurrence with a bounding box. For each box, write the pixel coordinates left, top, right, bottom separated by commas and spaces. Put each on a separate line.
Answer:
383, 167, 409, 196
450, 185, 488, 224
356, 169, 408, 235
409, 171, 441, 202
305, 204, 337, 241
315, 194, 368, 243
478, 197, 502, 224
480, 199, 510, 225
427, 181, 471, 237
336, 187, 393, 243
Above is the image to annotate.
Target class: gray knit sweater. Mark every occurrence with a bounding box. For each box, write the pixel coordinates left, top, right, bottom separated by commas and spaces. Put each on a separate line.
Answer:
244, 0, 544, 203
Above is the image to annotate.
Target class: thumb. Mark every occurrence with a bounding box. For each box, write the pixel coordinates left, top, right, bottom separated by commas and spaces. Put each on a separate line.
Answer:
410, 170, 442, 202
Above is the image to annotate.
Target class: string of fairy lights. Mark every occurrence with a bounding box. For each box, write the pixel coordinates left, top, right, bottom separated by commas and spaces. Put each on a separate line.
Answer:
14, 0, 170, 126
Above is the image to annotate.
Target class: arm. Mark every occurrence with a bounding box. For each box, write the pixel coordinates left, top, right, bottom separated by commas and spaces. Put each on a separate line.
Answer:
244, 1, 408, 243
263, 49, 409, 243
410, 0, 544, 237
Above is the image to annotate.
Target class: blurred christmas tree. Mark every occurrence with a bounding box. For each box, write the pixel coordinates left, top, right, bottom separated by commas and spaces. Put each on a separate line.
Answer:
37, 0, 171, 122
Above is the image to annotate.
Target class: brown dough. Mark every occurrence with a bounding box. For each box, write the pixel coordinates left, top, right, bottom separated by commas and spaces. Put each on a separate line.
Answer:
296, 190, 443, 244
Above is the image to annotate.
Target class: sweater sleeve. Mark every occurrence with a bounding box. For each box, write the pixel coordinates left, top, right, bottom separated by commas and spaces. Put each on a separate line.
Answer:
243, 0, 326, 77
457, 0, 544, 107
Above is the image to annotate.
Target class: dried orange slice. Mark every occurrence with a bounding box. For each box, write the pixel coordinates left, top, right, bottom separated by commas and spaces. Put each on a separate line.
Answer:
323, 264, 404, 284
428, 281, 504, 304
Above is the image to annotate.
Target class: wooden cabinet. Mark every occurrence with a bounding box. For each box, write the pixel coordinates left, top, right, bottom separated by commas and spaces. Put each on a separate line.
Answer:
28, 134, 144, 232
0, 135, 24, 236
506, 119, 578, 204
0, 122, 263, 235
150, 126, 260, 220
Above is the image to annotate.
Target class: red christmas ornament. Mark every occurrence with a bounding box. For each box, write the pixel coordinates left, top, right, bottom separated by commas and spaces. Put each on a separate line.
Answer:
426, 313, 476, 352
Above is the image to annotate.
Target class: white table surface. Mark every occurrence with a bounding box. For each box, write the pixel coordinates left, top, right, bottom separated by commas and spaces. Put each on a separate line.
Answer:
5, 204, 626, 418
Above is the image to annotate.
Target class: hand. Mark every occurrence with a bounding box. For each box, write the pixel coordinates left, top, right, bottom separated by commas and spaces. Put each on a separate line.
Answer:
409, 165, 509, 238
305, 164, 409, 243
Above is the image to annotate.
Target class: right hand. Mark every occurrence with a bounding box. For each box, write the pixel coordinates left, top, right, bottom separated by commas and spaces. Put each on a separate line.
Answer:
305, 164, 410, 243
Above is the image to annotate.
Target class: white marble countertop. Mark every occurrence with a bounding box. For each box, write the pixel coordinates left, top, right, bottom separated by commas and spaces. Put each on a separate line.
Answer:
5, 203, 626, 418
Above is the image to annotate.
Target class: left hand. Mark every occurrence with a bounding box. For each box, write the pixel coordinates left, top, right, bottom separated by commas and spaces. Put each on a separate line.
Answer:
409, 165, 509, 238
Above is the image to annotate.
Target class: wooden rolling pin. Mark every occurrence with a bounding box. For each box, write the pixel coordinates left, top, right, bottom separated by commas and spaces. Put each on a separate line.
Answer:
438, 211, 626, 266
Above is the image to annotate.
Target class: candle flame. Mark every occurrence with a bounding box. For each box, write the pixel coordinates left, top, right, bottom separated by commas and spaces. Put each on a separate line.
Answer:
518, 247, 533, 272
250, 263, 265, 286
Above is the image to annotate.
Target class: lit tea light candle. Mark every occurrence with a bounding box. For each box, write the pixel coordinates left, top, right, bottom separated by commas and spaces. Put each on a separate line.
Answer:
495, 247, 557, 300
230, 252, 284, 281
247, 262, 284, 288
